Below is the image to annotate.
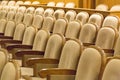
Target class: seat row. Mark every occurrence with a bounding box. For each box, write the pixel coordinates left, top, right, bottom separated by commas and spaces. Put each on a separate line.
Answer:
96, 4, 120, 11
0, 36, 120, 80
0, 4, 120, 80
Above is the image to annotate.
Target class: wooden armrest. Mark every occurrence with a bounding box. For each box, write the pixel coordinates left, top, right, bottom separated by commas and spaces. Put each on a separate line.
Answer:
6, 44, 33, 51
15, 50, 44, 58
103, 49, 114, 53
26, 58, 59, 66
0, 36, 13, 39
83, 43, 95, 46
39, 68, 76, 78
22, 75, 32, 80
0, 40, 22, 44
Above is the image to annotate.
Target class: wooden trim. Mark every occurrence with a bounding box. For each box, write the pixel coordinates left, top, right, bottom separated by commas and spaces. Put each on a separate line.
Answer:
26, 58, 59, 66
39, 68, 76, 78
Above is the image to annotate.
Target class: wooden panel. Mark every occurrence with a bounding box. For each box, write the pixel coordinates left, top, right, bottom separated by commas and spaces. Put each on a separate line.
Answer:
83, 0, 96, 8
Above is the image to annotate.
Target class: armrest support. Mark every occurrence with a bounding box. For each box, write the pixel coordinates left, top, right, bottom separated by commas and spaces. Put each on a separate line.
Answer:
103, 49, 114, 56
15, 50, 44, 58
0, 40, 22, 44
0, 36, 13, 39
39, 68, 76, 78
103, 49, 114, 53
26, 58, 59, 66
6, 44, 33, 51
83, 43, 95, 46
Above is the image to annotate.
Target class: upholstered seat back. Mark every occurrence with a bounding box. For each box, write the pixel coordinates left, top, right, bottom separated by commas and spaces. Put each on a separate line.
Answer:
56, 2, 64, 7
7, 1, 16, 6
22, 26, 36, 45
14, 12, 24, 24
53, 9, 65, 19
47, 2, 55, 6
0, 1, 8, 6
75, 46, 106, 80
32, 29, 50, 51
58, 39, 82, 69
44, 8, 54, 17
4, 21, 16, 37
42, 16, 55, 32
0, 19, 7, 33
0, 61, 20, 80
102, 58, 120, 80
13, 23, 25, 40
6, 11, 15, 21
65, 20, 81, 39
76, 12, 89, 25
65, 10, 76, 22
32, 15, 43, 29
44, 34, 65, 59
17, 6, 26, 13
53, 18, 67, 35
110, 5, 120, 11
15, 1, 24, 6
65, 2, 75, 8
23, 13, 33, 27
88, 13, 103, 29
102, 16, 120, 31
34, 7, 44, 15
0, 10, 7, 19
114, 35, 120, 56
2, 6, 9, 12
95, 4, 108, 11
95, 27, 117, 49
79, 23, 98, 43
0, 49, 8, 76
25, 7, 35, 14
32, 1, 40, 4
24, 1, 31, 5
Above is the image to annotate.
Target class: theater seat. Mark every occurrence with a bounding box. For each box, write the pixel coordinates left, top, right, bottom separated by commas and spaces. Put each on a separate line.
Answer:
65, 2, 75, 8
53, 9, 65, 20
14, 12, 24, 24
101, 57, 120, 80
32, 15, 43, 29
47, 2, 55, 6
88, 13, 104, 29
44, 8, 54, 17
102, 15, 120, 31
75, 11, 89, 25
24, 1, 31, 5
37, 45, 106, 80
23, 39, 82, 80
34, 7, 44, 16
79, 23, 98, 46
32, 1, 40, 4
0, 10, 7, 19
56, 2, 64, 7
110, 5, 120, 11
0, 60, 20, 80
0, 48, 8, 76
65, 10, 76, 22
65, 20, 81, 39
10, 29, 50, 66
6, 26, 37, 54
95, 4, 109, 11
95, 27, 118, 56
53, 18, 67, 35
21, 33, 65, 76
42, 16, 55, 32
